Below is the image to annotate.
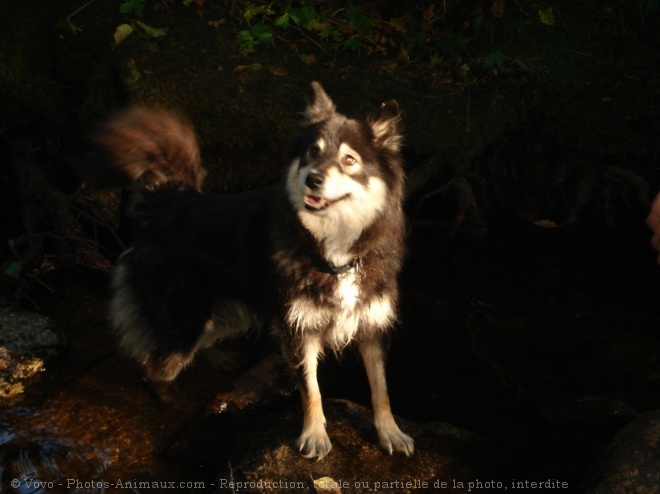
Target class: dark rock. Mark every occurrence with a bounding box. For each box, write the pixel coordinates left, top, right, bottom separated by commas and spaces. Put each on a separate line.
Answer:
166, 398, 492, 493
205, 399, 489, 494
209, 352, 293, 414
160, 353, 491, 493
584, 409, 660, 493
0, 309, 64, 398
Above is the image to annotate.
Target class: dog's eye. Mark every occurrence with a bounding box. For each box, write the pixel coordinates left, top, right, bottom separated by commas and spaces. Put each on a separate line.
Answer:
342, 155, 357, 166
308, 144, 321, 158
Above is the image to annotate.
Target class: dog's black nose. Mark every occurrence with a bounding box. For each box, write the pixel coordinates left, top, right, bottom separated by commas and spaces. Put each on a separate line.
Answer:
305, 171, 325, 190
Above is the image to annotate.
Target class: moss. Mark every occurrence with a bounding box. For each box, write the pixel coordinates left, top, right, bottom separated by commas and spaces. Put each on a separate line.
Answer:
0, 347, 45, 399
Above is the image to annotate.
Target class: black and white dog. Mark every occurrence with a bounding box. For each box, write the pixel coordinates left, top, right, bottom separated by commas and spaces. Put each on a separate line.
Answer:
93, 82, 413, 460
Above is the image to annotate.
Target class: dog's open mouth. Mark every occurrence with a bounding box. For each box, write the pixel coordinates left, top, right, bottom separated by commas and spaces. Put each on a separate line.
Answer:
304, 195, 331, 211
304, 194, 349, 211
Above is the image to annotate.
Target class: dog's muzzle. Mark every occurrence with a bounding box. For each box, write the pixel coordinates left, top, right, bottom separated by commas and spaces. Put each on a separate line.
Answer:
305, 171, 325, 190
302, 169, 350, 211
304, 171, 328, 211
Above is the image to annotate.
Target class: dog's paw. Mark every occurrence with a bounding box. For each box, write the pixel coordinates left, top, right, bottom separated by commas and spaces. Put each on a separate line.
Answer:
377, 421, 414, 456
297, 428, 333, 461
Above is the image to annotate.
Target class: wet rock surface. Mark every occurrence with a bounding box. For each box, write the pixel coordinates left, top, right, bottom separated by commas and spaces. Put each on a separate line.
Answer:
215, 399, 487, 494
159, 350, 492, 493
584, 409, 660, 494
151, 343, 492, 493
0, 309, 64, 398
168, 395, 489, 494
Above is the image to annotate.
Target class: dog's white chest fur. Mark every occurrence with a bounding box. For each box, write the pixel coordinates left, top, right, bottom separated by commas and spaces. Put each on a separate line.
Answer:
335, 270, 359, 309
285, 268, 395, 350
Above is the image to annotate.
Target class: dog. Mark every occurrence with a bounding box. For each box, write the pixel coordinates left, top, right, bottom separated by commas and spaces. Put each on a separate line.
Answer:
91, 82, 413, 460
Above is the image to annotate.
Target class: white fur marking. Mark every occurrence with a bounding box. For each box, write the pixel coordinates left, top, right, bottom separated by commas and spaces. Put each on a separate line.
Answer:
371, 118, 393, 141
336, 270, 359, 309
286, 292, 394, 351
363, 296, 395, 328
286, 151, 389, 267
287, 297, 331, 332
295, 174, 388, 267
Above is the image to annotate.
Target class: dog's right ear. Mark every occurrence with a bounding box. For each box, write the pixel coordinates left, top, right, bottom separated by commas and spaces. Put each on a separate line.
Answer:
369, 100, 402, 153
303, 81, 336, 124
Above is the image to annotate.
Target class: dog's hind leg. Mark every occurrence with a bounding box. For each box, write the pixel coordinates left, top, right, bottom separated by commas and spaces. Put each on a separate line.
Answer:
140, 349, 196, 402
359, 336, 414, 456
143, 350, 195, 382
285, 335, 332, 460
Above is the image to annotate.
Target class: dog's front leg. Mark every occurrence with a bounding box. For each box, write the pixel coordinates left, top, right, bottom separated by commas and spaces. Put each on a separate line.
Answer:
289, 335, 332, 460
359, 337, 414, 456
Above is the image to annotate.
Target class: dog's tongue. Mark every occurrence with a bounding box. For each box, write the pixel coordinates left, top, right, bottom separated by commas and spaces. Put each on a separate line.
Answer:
305, 195, 329, 209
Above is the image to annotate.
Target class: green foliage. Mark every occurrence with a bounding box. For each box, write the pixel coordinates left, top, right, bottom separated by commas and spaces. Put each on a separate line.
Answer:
237, 24, 275, 50
5, 261, 23, 281
120, 0, 146, 17
61, 0, 524, 82
230, 0, 514, 82
344, 7, 375, 35
538, 7, 555, 26
113, 0, 174, 45
483, 50, 505, 72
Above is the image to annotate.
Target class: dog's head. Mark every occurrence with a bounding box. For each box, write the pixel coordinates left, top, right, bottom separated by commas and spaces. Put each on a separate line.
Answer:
286, 82, 404, 244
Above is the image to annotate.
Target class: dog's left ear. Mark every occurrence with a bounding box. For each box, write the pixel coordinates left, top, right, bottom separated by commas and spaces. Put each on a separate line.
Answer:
303, 81, 336, 124
369, 100, 402, 152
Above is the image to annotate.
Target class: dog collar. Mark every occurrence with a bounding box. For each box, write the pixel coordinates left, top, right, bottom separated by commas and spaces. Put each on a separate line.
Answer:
325, 257, 360, 275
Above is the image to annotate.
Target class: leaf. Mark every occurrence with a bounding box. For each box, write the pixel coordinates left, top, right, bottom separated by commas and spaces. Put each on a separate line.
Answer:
119, 0, 145, 17
533, 219, 561, 229
207, 18, 225, 28
243, 4, 273, 23
274, 14, 290, 28
251, 24, 274, 43
314, 477, 342, 494
292, 5, 317, 30
243, 5, 260, 23
319, 26, 342, 42
5, 261, 23, 281
388, 17, 407, 33
345, 7, 374, 35
483, 49, 504, 70
341, 37, 363, 52
136, 20, 168, 38
237, 30, 253, 42
233, 64, 262, 73
538, 7, 555, 26
299, 53, 317, 65
113, 23, 135, 47
270, 66, 288, 76
66, 20, 83, 34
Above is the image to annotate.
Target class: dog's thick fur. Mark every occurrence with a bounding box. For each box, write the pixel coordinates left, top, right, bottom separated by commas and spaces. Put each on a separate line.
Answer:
92, 82, 413, 460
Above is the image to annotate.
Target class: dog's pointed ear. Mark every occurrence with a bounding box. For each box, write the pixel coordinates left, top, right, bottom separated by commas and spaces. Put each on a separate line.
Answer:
303, 81, 336, 124
369, 100, 402, 152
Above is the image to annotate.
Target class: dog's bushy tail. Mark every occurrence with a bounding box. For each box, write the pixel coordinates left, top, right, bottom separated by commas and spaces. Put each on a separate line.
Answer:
87, 107, 206, 192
